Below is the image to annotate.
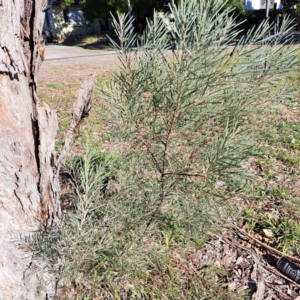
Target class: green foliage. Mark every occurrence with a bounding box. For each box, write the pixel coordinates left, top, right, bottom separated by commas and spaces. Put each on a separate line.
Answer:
82, 0, 136, 24
60, 0, 186, 25
77, 0, 180, 24
28, 0, 299, 298
134, 0, 166, 19
134, 0, 185, 19
105, 0, 297, 231
224, 0, 246, 18
70, 151, 112, 177
27, 151, 233, 299
282, 0, 300, 9
60, 0, 138, 23
60, 0, 75, 9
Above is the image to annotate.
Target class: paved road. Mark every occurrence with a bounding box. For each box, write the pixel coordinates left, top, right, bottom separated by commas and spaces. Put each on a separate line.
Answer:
41, 35, 300, 85
45, 32, 300, 61
45, 44, 115, 61
39, 45, 119, 86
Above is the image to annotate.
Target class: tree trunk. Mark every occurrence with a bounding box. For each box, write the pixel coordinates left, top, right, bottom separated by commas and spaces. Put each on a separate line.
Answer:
0, 1, 60, 298
266, 0, 271, 17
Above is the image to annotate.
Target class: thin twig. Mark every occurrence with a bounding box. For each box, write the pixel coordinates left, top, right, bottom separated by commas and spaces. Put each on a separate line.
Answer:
164, 172, 205, 177
265, 281, 294, 300
209, 231, 300, 289
233, 226, 300, 264
152, 104, 179, 219
261, 262, 300, 289
136, 126, 162, 174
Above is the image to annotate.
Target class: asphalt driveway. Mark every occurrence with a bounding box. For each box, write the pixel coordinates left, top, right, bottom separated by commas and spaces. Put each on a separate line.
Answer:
45, 44, 114, 61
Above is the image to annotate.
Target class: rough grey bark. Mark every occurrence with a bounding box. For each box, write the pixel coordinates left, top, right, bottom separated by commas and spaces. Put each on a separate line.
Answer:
0, 1, 60, 298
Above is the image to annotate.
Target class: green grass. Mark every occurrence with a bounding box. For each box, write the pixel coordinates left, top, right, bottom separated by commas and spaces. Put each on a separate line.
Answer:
38, 75, 112, 155
237, 93, 300, 254
34, 47, 300, 300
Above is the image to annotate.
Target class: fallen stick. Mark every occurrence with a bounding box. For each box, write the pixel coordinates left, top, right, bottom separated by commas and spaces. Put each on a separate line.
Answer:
59, 74, 95, 163
261, 262, 300, 289
265, 282, 294, 300
233, 225, 300, 265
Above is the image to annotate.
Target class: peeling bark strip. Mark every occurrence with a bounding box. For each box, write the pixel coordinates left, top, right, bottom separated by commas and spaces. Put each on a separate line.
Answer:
0, 0, 58, 298
0, 0, 96, 297
38, 104, 61, 225
60, 74, 95, 161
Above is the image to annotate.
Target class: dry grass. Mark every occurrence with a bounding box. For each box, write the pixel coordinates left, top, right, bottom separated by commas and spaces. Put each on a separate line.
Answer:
38, 56, 119, 153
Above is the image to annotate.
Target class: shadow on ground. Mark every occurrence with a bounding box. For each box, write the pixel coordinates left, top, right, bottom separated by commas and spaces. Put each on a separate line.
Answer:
59, 34, 118, 51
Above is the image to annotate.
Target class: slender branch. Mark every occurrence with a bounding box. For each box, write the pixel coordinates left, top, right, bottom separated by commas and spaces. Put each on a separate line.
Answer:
233, 225, 300, 264
151, 104, 179, 219
136, 125, 163, 174
164, 172, 205, 177
263, 264, 300, 289
265, 282, 293, 300
210, 231, 300, 290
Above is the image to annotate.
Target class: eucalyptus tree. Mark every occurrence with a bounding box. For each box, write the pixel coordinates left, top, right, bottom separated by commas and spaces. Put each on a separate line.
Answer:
0, 0, 96, 298
0, 0, 60, 298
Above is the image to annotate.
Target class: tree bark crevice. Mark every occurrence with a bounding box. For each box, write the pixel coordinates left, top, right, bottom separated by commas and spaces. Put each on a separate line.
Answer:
0, 0, 95, 296
0, 0, 59, 298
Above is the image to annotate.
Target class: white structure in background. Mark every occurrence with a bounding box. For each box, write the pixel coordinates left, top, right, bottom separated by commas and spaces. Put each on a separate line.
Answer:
245, 0, 283, 10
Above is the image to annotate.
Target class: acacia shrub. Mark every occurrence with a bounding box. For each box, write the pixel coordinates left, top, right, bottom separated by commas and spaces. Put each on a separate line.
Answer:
105, 0, 297, 233
27, 0, 298, 298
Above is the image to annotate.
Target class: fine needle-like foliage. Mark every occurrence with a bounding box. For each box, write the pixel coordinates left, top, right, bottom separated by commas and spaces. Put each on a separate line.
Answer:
104, 0, 297, 231
26, 0, 298, 299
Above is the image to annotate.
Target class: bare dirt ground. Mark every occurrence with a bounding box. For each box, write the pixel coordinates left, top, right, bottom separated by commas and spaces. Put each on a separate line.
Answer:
40, 52, 119, 85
